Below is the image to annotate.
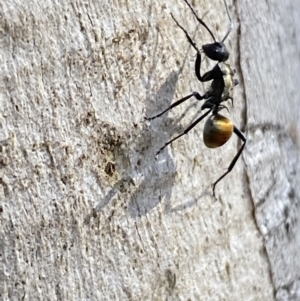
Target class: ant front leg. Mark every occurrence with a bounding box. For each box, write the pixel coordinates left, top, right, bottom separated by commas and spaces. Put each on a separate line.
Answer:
146, 92, 204, 121
212, 126, 246, 196
195, 52, 224, 83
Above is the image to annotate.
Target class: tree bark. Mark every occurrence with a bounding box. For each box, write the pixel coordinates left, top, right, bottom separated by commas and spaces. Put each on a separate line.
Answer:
1, 0, 299, 300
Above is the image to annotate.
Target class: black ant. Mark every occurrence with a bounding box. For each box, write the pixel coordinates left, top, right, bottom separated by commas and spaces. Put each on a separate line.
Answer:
145, 1, 246, 195
171, 0, 237, 89
146, 78, 246, 196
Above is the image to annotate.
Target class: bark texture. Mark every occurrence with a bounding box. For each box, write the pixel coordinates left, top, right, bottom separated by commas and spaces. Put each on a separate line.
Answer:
1, 0, 299, 300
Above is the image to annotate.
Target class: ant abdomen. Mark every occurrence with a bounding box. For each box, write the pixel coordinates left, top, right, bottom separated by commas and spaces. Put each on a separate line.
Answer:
203, 114, 233, 148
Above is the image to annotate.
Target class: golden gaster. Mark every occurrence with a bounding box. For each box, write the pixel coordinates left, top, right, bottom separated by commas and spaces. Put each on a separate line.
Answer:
203, 114, 233, 148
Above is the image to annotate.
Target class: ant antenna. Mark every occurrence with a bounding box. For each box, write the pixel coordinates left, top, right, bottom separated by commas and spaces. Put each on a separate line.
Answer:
170, 13, 201, 53
184, 0, 232, 44
221, 0, 232, 43
183, 0, 216, 42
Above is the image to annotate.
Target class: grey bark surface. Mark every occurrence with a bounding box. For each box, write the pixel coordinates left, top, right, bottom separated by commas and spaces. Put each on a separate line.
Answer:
0, 0, 299, 300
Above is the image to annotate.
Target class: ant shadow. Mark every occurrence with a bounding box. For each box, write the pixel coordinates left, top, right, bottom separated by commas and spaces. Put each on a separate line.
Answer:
127, 69, 180, 217
91, 12, 214, 220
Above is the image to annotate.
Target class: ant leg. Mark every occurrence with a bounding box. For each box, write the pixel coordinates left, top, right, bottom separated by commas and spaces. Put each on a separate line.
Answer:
146, 92, 203, 121
156, 108, 213, 155
195, 53, 224, 82
195, 52, 214, 82
183, 0, 216, 42
212, 126, 246, 196
170, 13, 201, 53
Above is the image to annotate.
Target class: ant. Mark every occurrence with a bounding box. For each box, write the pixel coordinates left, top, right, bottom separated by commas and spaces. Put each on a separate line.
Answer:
171, 0, 237, 92
146, 74, 246, 196
146, 0, 246, 195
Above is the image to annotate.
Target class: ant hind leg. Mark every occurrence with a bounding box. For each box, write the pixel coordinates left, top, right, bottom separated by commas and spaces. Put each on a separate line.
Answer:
212, 126, 246, 196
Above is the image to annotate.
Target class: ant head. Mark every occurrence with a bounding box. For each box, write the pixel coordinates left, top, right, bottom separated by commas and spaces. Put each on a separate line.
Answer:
202, 42, 229, 62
